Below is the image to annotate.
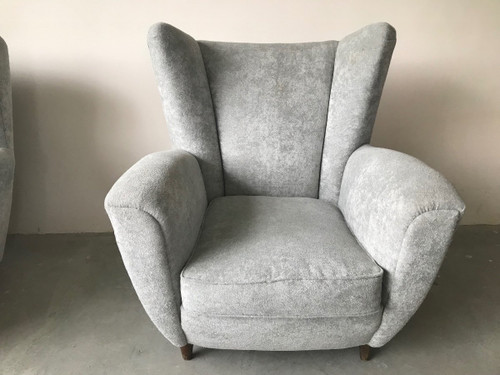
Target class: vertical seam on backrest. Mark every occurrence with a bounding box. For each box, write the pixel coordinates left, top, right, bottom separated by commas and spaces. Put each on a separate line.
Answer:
197, 42, 226, 196
317, 41, 338, 199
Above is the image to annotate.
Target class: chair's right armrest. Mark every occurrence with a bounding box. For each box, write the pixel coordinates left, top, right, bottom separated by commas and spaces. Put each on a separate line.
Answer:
338, 145, 465, 347
104, 149, 207, 347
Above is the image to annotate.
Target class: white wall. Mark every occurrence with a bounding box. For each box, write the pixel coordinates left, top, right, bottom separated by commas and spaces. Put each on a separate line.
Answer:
1, 0, 499, 233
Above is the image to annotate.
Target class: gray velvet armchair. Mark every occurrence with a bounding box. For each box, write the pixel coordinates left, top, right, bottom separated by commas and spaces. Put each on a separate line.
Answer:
0, 37, 14, 261
105, 22, 465, 361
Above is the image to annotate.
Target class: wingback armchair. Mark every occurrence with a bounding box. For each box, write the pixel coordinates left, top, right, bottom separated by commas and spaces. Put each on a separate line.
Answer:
105, 22, 465, 361
0, 37, 14, 261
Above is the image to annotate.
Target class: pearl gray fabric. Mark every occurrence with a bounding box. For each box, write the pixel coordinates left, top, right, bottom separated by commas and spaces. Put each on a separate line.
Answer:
148, 24, 223, 202
199, 41, 336, 197
319, 24, 396, 204
106, 22, 466, 352
0, 37, 14, 261
181, 196, 382, 318
181, 308, 382, 351
105, 150, 207, 346
338, 145, 465, 346
148, 22, 395, 199
180, 196, 383, 350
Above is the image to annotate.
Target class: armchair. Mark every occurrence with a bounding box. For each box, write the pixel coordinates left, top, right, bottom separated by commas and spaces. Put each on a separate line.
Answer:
105, 22, 465, 361
0, 37, 14, 261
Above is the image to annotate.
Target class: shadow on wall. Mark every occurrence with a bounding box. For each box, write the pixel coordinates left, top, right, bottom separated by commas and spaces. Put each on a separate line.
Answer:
372, 67, 493, 224
9, 75, 139, 233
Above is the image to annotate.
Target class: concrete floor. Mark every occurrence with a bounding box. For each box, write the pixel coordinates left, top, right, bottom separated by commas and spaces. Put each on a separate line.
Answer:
0, 226, 499, 375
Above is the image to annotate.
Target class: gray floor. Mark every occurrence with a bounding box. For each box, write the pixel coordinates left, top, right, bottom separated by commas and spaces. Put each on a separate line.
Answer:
0, 226, 499, 375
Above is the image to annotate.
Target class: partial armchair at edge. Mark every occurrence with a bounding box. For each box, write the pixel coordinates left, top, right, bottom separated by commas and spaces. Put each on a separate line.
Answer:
0, 37, 14, 261
105, 22, 465, 361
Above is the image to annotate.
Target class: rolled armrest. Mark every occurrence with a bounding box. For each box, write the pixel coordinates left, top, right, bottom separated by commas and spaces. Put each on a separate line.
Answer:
339, 145, 465, 347
105, 149, 207, 347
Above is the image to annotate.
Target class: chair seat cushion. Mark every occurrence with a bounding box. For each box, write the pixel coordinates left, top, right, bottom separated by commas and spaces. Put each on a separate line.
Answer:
181, 196, 383, 319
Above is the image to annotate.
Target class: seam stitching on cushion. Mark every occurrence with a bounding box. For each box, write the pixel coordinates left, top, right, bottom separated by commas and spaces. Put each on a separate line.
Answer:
197, 42, 225, 196
182, 271, 383, 285
182, 308, 383, 319
317, 41, 338, 199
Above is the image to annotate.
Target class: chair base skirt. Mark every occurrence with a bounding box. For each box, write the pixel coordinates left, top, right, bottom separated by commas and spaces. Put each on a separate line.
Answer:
181, 307, 381, 351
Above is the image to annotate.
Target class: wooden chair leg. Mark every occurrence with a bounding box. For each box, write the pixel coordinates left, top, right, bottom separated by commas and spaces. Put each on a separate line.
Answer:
180, 344, 193, 360
359, 345, 371, 361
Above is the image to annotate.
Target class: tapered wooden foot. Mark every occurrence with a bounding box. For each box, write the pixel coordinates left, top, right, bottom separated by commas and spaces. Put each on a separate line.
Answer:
180, 344, 193, 360
359, 345, 371, 361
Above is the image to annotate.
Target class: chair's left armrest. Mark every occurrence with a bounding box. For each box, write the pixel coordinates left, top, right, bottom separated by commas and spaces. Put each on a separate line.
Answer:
105, 149, 207, 347
338, 145, 465, 347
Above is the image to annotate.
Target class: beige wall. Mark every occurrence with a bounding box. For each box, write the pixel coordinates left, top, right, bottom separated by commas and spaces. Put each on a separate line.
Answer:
1, 0, 499, 233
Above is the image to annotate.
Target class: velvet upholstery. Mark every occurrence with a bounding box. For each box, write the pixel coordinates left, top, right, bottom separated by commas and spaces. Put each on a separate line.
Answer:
179, 196, 383, 350
0, 37, 14, 261
181, 308, 382, 351
319, 23, 396, 204
106, 22, 466, 353
181, 196, 382, 318
148, 24, 223, 202
199, 41, 336, 197
105, 150, 207, 346
338, 145, 465, 346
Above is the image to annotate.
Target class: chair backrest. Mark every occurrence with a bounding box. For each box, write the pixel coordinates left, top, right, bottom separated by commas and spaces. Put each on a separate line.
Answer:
148, 22, 396, 204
